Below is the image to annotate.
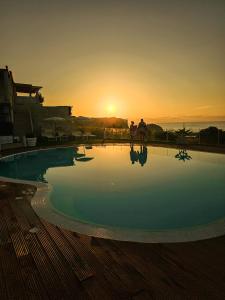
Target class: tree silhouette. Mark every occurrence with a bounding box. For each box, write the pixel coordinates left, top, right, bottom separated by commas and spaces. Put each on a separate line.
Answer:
175, 127, 192, 136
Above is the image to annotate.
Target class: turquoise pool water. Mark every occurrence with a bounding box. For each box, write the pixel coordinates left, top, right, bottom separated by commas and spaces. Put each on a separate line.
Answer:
0, 145, 225, 231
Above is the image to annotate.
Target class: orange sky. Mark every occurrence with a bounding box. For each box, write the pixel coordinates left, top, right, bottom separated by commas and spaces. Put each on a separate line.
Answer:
1, 0, 225, 121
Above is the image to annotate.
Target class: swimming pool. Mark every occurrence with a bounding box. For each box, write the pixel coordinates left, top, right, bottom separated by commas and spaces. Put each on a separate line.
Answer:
0, 145, 225, 242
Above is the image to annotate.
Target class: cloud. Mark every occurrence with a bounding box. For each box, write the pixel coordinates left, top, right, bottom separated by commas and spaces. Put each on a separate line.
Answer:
195, 105, 212, 110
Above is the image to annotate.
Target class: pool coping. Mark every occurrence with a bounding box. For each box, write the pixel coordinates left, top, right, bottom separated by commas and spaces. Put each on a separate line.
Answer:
0, 146, 225, 243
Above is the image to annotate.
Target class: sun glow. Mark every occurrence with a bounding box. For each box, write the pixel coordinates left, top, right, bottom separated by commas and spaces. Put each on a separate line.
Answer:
106, 103, 116, 115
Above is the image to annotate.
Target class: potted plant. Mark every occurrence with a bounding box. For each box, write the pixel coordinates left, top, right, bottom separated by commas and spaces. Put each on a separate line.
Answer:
26, 133, 37, 147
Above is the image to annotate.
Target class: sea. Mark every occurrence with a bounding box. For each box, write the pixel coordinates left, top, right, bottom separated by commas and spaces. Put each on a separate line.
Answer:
157, 121, 225, 132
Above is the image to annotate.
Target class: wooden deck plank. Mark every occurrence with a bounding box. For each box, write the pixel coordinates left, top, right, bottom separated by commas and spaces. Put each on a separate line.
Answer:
0, 207, 28, 300
8, 199, 50, 299
165, 241, 225, 283
10, 193, 93, 283
132, 290, 153, 300
9, 198, 89, 300
116, 240, 225, 299
76, 235, 140, 297
61, 229, 126, 299
25, 232, 69, 299
89, 237, 146, 296
2, 189, 65, 299
0, 244, 28, 300
41, 219, 94, 282
9, 197, 32, 232
0, 258, 8, 300
0, 217, 11, 300
3, 202, 49, 300
151, 242, 225, 297
36, 228, 90, 299
11, 198, 89, 299
97, 238, 152, 290
159, 243, 224, 288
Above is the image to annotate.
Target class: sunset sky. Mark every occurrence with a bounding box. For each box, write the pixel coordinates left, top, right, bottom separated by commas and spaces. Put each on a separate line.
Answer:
1, 0, 225, 121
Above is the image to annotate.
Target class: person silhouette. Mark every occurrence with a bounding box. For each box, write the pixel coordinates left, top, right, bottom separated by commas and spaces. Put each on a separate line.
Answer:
138, 145, 148, 166
138, 119, 147, 142
130, 145, 138, 164
130, 121, 137, 143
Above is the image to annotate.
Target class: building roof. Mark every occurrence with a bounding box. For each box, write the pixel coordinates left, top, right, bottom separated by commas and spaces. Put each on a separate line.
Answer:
15, 83, 42, 94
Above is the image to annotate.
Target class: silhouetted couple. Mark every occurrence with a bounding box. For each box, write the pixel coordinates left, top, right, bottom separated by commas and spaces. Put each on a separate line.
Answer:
130, 119, 147, 142
130, 145, 148, 166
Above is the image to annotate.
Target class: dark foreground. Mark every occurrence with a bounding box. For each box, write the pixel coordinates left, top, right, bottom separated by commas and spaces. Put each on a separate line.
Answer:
0, 181, 224, 300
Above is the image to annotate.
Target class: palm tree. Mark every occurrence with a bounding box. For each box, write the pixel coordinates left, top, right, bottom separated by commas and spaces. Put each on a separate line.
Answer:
175, 126, 192, 145
175, 127, 192, 136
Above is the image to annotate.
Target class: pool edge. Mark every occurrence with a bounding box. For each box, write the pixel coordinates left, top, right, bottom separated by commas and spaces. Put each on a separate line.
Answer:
0, 147, 225, 243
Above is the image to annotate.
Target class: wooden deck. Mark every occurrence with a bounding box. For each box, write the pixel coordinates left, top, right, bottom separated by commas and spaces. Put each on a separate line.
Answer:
0, 181, 224, 299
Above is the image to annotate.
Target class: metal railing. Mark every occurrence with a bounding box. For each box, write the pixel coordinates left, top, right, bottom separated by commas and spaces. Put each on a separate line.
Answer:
102, 127, 225, 146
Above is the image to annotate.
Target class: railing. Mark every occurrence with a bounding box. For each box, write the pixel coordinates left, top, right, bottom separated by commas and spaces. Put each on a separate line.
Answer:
38, 126, 225, 147
104, 128, 130, 140
102, 127, 225, 146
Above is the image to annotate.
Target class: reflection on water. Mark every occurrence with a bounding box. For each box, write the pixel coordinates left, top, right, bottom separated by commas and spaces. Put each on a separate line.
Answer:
130, 145, 148, 166
0, 147, 92, 182
75, 145, 94, 162
130, 146, 192, 165
175, 149, 192, 162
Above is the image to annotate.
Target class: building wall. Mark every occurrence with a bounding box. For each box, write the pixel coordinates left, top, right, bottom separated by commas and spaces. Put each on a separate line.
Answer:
0, 68, 14, 135
14, 95, 42, 136
0, 67, 72, 138
14, 96, 71, 136
0, 68, 14, 107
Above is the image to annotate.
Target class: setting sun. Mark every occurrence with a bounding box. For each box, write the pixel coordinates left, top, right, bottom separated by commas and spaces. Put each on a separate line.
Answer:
107, 103, 116, 115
